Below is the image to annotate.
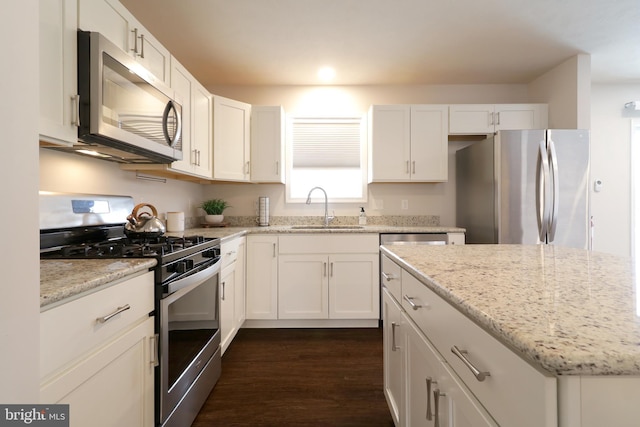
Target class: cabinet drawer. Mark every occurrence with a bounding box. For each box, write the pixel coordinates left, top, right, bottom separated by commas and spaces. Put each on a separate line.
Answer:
221, 236, 244, 268
401, 271, 557, 427
40, 272, 154, 379
279, 234, 378, 254
381, 254, 402, 302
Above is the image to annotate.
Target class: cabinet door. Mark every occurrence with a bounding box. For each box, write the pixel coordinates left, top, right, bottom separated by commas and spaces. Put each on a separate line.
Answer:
40, 317, 155, 427
192, 81, 213, 178
234, 237, 246, 328
369, 105, 411, 182
495, 104, 548, 130
220, 264, 236, 354
213, 95, 251, 181
329, 253, 379, 319
278, 254, 328, 319
246, 236, 278, 319
410, 105, 448, 181
169, 59, 193, 173
448, 105, 495, 134
251, 106, 285, 183
382, 290, 404, 427
39, 0, 78, 145
78, 0, 169, 84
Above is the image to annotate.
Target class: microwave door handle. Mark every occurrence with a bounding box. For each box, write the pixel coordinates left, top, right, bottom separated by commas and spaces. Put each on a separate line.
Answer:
162, 100, 182, 147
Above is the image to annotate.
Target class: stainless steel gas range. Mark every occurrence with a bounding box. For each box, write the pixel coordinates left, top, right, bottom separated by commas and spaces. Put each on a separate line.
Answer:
40, 192, 222, 427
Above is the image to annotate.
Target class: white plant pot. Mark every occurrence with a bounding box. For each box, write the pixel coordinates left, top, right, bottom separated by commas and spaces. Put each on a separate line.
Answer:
205, 214, 224, 224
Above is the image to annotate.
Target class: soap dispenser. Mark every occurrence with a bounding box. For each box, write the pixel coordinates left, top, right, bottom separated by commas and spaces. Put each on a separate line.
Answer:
359, 207, 367, 225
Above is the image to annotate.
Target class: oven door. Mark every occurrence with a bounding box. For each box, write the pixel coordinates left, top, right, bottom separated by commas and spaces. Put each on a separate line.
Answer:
159, 259, 221, 425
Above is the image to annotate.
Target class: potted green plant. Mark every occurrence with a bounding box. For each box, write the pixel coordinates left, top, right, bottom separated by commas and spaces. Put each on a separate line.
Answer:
201, 199, 230, 224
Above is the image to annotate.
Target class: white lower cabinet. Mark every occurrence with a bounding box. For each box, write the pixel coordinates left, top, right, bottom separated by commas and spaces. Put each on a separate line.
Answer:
246, 235, 279, 320
40, 272, 155, 427
383, 257, 558, 427
220, 236, 246, 354
278, 234, 379, 320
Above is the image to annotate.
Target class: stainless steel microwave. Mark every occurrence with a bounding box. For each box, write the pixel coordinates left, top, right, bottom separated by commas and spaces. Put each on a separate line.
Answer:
57, 31, 183, 164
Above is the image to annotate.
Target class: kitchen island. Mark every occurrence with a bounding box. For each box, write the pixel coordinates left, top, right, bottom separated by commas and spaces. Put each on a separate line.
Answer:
381, 243, 640, 427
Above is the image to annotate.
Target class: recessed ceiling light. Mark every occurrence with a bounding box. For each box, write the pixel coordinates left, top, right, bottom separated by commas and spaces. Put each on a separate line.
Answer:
317, 66, 336, 82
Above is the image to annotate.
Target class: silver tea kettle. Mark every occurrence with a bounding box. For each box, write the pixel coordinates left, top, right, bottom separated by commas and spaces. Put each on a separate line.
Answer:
124, 203, 166, 239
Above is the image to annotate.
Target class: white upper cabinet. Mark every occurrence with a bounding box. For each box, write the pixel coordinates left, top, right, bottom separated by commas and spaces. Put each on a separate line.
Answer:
78, 0, 170, 85
250, 106, 285, 183
39, 0, 79, 146
449, 104, 548, 134
212, 95, 251, 182
369, 104, 448, 182
169, 58, 212, 179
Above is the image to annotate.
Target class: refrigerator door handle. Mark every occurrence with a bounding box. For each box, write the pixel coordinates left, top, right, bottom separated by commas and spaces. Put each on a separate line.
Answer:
536, 140, 551, 242
547, 138, 560, 243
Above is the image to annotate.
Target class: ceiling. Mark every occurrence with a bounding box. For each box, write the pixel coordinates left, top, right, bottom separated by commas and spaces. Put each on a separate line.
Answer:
120, 0, 640, 87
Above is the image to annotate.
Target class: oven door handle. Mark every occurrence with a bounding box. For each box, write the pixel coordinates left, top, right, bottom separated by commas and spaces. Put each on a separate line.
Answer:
166, 258, 221, 297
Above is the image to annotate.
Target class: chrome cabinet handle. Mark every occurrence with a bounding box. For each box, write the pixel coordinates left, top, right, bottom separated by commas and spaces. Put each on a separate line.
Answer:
489, 111, 494, 126
412, 160, 416, 174
323, 262, 327, 277
96, 304, 130, 324
245, 161, 250, 175
221, 281, 226, 300
275, 161, 279, 175
426, 377, 435, 421
451, 345, 490, 381
330, 262, 334, 277
381, 272, 397, 282
403, 295, 422, 310
406, 160, 410, 174
139, 33, 145, 58
433, 389, 445, 427
272, 243, 276, 258
391, 322, 399, 351
150, 333, 159, 367
496, 111, 501, 125
130, 28, 139, 55
71, 94, 80, 127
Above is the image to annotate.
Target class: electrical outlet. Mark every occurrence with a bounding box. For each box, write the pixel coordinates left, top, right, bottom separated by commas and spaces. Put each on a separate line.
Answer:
401, 200, 409, 210
374, 199, 384, 210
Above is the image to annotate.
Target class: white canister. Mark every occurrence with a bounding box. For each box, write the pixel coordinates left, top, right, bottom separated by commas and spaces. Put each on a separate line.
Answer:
166, 211, 185, 233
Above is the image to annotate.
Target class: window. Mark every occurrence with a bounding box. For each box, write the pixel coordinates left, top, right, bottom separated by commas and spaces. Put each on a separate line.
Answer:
286, 115, 367, 202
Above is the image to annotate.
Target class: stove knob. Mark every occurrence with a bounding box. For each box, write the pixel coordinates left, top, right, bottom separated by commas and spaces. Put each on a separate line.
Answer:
170, 261, 188, 274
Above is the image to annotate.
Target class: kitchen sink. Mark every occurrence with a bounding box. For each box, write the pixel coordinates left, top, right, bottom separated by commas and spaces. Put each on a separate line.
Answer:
290, 225, 365, 230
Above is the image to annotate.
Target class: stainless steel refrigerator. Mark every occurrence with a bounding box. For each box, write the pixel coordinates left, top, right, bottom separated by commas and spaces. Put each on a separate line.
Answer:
456, 129, 590, 249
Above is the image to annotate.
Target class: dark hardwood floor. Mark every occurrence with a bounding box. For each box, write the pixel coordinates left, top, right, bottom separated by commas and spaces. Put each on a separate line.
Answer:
192, 328, 394, 427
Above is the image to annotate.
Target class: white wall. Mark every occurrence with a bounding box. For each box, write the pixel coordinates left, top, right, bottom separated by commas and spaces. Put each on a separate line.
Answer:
1, 0, 40, 402
590, 84, 640, 257
528, 54, 591, 129
205, 84, 529, 224
40, 149, 205, 221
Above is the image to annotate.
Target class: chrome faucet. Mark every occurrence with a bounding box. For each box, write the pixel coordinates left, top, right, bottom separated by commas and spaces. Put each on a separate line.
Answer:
305, 186, 334, 226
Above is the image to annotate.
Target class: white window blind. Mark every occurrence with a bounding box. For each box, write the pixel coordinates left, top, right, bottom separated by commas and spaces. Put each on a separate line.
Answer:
286, 115, 367, 202
291, 118, 362, 168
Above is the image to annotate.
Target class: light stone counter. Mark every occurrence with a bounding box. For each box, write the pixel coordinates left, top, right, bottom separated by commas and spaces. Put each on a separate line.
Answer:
186, 224, 465, 241
40, 258, 157, 309
381, 244, 640, 376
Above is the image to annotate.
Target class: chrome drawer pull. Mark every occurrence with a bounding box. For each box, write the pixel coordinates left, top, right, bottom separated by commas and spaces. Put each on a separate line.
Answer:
150, 333, 159, 367
451, 345, 490, 381
96, 304, 130, 324
403, 295, 422, 310
381, 272, 397, 282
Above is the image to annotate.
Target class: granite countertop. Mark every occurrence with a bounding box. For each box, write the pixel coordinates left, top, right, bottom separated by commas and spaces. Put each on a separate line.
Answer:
188, 224, 465, 241
39, 225, 461, 310
40, 258, 157, 310
381, 244, 640, 376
